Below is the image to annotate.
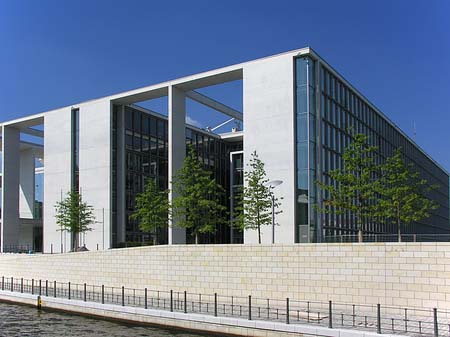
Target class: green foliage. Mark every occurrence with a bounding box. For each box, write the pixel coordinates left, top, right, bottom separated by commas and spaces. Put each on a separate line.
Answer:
235, 151, 282, 244
130, 178, 170, 245
317, 131, 440, 242
377, 148, 439, 238
54, 190, 95, 251
316, 132, 380, 242
171, 146, 227, 244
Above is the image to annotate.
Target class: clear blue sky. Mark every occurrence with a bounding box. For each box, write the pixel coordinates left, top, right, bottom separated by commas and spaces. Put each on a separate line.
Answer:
0, 0, 449, 171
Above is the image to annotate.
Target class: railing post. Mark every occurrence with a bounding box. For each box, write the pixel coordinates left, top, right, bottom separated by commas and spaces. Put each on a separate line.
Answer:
21, 278, 23, 293
286, 298, 290, 324
83, 283, 87, 302
11, 277, 13, 292
1, 276, 4, 290
434, 308, 438, 337
248, 295, 252, 320
51, 244, 53, 254
39, 279, 42, 296
68, 282, 71, 300
405, 308, 408, 332
102, 285, 105, 304
170, 290, 173, 312
214, 293, 218, 317
32, 279, 34, 295
122, 286, 125, 306
377, 303, 381, 334
54, 281, 56, 298
184, 291, 187, 314
329, 300, 333, 328
144, 288, 147, 309
45, 280, 48, 297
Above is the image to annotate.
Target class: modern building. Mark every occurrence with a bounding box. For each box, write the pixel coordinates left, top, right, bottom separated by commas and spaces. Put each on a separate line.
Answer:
1, 47, 449, 253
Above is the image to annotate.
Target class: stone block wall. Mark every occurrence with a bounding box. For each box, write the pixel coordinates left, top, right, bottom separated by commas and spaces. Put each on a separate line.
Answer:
0, 243, 449, 311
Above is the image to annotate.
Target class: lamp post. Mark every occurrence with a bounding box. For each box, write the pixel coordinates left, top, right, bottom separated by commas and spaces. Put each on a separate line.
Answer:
94, 208, 105, 250
265, 180, 283, 244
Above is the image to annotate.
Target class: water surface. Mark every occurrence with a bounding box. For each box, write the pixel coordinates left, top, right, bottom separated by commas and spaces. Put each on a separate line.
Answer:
0, 302, 224, 337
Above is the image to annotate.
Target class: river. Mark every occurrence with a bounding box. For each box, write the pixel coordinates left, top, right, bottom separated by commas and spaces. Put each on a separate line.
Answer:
0, 302, 224, 337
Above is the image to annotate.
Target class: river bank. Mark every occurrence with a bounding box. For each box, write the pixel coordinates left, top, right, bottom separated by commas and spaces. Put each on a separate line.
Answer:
0, 289, 388, 337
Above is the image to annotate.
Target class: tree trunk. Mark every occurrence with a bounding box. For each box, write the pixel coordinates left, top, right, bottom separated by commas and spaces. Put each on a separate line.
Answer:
258, 225, 261, 244
257, 208, 261, 244
195, 233, 199, 245
397, 203, 401, 243
358, 195, 363, 243
358, 228, 363, 243
73, 233, 79, 252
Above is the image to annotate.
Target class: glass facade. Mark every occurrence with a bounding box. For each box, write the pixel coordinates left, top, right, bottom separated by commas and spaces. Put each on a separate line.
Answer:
295, 57, 317, 242
111, 105, 119, 246
34, 170, 43, 220
230, 151, 244, 244
113, 105, 242, 247
123, 105, 169, 244
71, 108, 80, 192
295, 54, 450, 241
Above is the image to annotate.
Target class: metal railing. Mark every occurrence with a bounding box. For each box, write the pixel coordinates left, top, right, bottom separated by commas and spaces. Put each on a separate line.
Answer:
2, 245, 36, 254
0, 275, 449, 336
324, 234, 450, 243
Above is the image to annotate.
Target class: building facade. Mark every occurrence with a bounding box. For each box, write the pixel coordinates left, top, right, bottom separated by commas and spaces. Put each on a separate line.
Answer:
1, 47, 449, 252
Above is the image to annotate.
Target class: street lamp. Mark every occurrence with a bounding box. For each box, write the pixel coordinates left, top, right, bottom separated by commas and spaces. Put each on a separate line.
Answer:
94, 208, 105, 250
265, 180, 283, 244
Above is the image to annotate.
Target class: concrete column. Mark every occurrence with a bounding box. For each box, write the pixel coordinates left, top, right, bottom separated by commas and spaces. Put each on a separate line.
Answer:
243, 54, 295, 244
19, 148, 35, 219
168, 86, 186, 244
1, 125, 21, 252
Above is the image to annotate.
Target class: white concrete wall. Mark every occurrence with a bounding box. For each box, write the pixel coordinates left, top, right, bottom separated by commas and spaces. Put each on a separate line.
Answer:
168, 86, 186, 244
243, 54, 296, 244
78, 99, 111, 250
43, 107, 72, 253
43, 100, 112, 252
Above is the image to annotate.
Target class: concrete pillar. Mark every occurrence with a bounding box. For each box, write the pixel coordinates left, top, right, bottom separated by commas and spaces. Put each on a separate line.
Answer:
1, 125, 21, 252
168, 86, 186, 244
19, 148, 35, 219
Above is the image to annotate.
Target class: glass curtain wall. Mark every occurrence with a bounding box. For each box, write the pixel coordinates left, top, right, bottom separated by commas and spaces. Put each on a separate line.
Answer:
111, 105, 119, 247
317, 63, 450, 238
117, 105, 238, 246
124, 106, 168, 245
71, 108, 80, 192
230, 150, 244, 244
295, 54, 449, 241
295, 57, 317, 243
70, 108, 80, 250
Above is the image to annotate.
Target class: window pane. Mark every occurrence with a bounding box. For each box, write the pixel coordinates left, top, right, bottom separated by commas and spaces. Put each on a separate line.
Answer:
297, 142, 308, 169
296, 114, 307, 142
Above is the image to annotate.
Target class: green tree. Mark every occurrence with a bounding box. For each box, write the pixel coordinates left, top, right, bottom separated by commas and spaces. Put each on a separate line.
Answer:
377, 148, 439, 241
171, 146, 227, 244
236, 151, 282, 244
316, 133, 380, 242
130, 178, 170, 245
55, 190, 95, 251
